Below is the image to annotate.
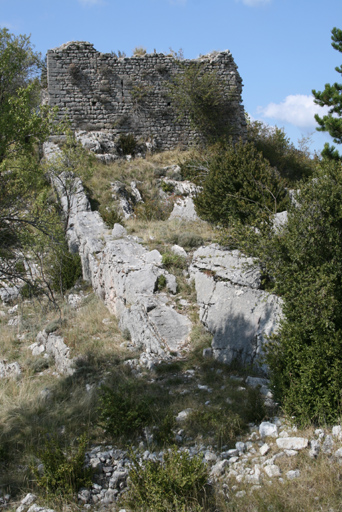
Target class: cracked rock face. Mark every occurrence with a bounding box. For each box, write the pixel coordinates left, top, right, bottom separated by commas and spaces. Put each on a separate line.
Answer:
33, 330, 75, 375
45, 144, 192, 359
94, 238, 191, 356
190, 245, 283, 370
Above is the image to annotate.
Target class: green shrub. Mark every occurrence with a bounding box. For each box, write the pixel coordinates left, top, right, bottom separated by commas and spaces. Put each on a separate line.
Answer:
32, 433, 92, 496
161, 181, 175, 194
28, 356, 50, 373
20, 282, 42, 299
152, 412, 176, 446
99, 204, 123, 228
98, 382, 153, 439
45, 319, 62, 334
178, 232, 204, 249
122, 327, 131, 341
167, 232, 204, 249
123, 447, 213, 512
168, 61, 236, 142
261, 159, 342, 425
50, 249, 82, 294
118, 133, 137, 155
134, 196, 173, 222
190, 140, 289, 226
156, 274, 167, 291
247, 119, 317, 184
184, 407, 242, 449
162, 252, 187, 270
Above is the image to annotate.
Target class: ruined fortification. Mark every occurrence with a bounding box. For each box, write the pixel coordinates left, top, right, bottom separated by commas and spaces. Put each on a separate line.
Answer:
47, 42, 246, 150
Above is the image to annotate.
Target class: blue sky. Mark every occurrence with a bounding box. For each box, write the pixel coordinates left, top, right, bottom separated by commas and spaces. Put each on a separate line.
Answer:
1, 0, 342, 155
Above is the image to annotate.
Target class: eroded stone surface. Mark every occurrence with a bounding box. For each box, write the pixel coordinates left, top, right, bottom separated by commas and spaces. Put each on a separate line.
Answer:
45, 146, 192, 359
0, 360, 21, 379
190, 245, 283, 369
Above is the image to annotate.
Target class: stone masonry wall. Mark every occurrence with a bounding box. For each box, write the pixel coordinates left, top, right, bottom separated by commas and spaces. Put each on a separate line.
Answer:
47, 41, 246, 150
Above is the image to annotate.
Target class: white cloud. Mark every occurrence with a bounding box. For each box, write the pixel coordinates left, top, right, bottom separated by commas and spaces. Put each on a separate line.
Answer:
257, 94, 329, 129
237, 0, 272, 6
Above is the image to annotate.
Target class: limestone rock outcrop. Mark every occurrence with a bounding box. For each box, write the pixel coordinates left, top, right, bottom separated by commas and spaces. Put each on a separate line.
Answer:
190, 244, 283, 369
44, 143, 192, 361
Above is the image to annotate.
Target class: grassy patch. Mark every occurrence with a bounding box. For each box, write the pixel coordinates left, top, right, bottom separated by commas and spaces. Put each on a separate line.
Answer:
122, 447, 215, 512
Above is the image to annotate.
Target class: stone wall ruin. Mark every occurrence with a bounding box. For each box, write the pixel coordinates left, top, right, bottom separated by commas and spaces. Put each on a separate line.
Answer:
47, 42, 246, 150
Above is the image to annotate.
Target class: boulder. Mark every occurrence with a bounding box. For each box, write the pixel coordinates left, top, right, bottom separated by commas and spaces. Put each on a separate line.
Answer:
112, 223, 127, 238
0, 285, 20, 303
171, 245, 188, 258
169, 197, 199, 221
0, 360, 21, 379
276, 437, 308, 450
259, 422, 278, 438
190, 245, 283, 369
35, 330, 75, 375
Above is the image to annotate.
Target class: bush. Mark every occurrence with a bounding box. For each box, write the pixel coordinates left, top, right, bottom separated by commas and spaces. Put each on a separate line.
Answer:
123, 448, 214, 512
134, 196, 173, 221
20, 282, 42, 299
162, 252, 187, 270
99, 204, 123, 228
156, 274, 167, 291
184, 407, 242, 449
262, 159, 342, 424
118, 133, 137, 155
190, 140, 289, 226
50, 248, 82, 294
98, 382, 153, 439
161, 181, 175, 194
247, 119, 317, 184
167, 231, 204, 249
178, 232, 204, 249
168, 61, 236, 142
32, 433, 92, 496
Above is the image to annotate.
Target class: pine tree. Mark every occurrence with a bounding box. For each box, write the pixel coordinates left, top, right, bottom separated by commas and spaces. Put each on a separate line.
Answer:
312, 27, 342, 160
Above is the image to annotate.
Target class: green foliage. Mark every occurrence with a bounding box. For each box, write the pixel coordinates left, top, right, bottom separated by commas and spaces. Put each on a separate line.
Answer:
131, 84, 154, 105
259, 159, 342, 424
32, 433, 92, 496
0, 28, 44, 161
20, 282, 42, 299
122, 327, 131, 341
247, 119, 317, 183
184, 407, 242, 449
161, 181, 175, 193
134, 196, 173, 221
99, 204, 123, 228
27, 356, 50, 373
49, 248, 82, 294
168, 61, 236, 142
189, 140, 289, 226
152, 412, 176, 446
118, 133, 137, 155
124, 447, 213, 512
156, 274, 167, 291
167, 231, 204, 249
162, 252, 187, 270
98, 382, 154, 439
312, 27, 342, 160
0, 28, 66, 299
